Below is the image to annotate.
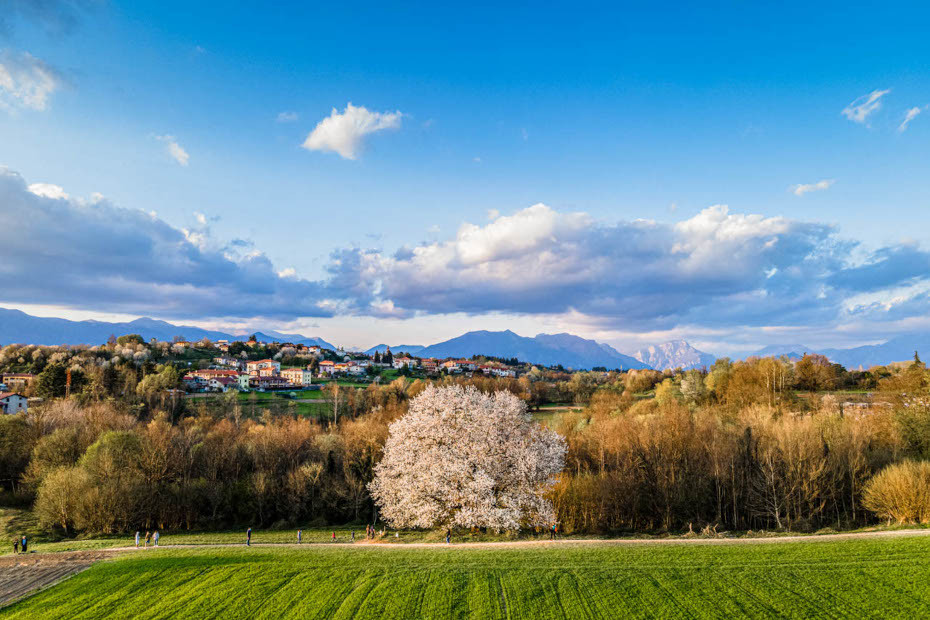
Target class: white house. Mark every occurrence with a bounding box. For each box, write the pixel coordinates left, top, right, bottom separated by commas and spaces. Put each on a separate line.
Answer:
208, 377, 237, 392
246, 359, 281, 374
392, 357, 418, 370
0, 392, 28, 414
347, 363, 367, 375
281, 367, 313, 386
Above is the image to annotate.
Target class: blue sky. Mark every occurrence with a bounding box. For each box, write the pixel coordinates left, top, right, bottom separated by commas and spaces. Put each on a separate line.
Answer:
1, 1, 929, 354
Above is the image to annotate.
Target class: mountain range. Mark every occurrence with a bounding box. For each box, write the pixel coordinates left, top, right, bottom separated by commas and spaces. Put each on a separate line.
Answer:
0, 308, 335, 350
750, 333, 930, 370
3, 306, 927, 370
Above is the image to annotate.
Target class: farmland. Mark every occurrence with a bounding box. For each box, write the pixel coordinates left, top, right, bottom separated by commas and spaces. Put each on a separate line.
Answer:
3, 533, 930, 618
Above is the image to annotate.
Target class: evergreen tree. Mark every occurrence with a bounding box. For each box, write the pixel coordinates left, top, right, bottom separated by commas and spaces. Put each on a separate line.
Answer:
35, 364, 68, 398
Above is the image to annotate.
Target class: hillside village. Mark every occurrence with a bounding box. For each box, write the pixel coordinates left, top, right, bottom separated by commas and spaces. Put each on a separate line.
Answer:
181, 339, 519, 394
0, 335, 531, 412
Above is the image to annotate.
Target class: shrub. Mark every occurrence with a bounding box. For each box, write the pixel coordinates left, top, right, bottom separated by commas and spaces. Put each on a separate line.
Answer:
35, 466, 92, 534
862, 461, 930, 524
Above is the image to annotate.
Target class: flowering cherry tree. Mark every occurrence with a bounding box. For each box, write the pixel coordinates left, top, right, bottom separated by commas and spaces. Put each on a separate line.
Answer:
369, 385, 566, 531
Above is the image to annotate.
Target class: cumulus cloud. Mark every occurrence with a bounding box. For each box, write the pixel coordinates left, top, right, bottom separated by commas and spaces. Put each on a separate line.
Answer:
898, 106, 925, 132
155, 135, 189, 166
301, 103, 402, 160
0, 168, 333, 320
0, 51, 60, 111
842, 89, 890, 124
790, 179, 835, 196
323, 203, 851, 328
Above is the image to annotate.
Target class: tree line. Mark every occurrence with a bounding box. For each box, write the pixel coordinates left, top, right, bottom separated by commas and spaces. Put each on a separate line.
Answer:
0, 354, 926, 535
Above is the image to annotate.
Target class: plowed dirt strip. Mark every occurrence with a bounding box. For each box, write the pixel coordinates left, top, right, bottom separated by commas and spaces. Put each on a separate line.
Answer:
0, 550, 124, 608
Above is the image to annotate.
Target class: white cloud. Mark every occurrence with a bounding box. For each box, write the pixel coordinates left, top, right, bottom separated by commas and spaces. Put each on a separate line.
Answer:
27, 182, 68, 199
155, 135, 190, 166
276, 111, 298, 123
790, 179, 835, 196
898, 106, 925, 132
301, 103, 402, 160
0, 50, 60, 111
842, 89, 890, 124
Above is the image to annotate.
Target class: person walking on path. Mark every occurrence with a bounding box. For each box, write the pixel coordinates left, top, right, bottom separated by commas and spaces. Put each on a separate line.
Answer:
351, 531, 355, 542
297, 529, 302, 544
144, 531, 151, 548
246, 528, 252, 547
135, 531, 140, 548
21, 536, 27, 553
550, 524, 555, 541
331, 531, 336, 542
12, 540, 18, 554
153, 530, 160, 547
446, 529, 451, 544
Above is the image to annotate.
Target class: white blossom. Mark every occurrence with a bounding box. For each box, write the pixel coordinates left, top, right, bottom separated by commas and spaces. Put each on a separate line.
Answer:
369, 385, 566, 531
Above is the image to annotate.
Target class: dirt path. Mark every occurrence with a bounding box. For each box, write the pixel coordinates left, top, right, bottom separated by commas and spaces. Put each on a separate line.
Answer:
0, 549, 124, 608
103, 527, 930, 551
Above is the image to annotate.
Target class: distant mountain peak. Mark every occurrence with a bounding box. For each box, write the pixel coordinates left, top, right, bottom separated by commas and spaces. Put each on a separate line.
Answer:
631, 340, 715, 371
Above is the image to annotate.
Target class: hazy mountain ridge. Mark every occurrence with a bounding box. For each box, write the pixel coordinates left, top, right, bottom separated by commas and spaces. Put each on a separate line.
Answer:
751, 344, 811, 359
0, 308, 334, 349
413, 330, 649, 370
364, 344, 426, 356
631, 340, 716, 371
751, 333, 930, 369
6, 306, 930, 370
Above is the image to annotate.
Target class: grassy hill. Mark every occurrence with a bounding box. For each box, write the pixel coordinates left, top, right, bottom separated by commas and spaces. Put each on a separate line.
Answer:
3, 535, 929, 618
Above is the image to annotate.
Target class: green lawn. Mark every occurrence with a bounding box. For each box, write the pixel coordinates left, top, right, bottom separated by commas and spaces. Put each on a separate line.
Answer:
4, 535, 930, 618
190, 392, 330, 418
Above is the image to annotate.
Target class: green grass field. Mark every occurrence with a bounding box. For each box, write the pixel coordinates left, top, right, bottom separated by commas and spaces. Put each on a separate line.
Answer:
3, 535, 930, 618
